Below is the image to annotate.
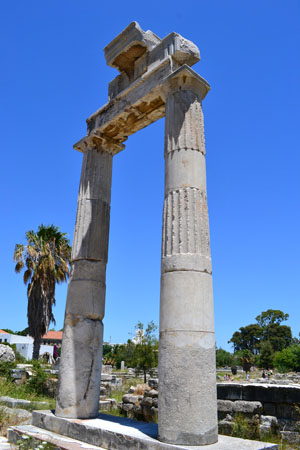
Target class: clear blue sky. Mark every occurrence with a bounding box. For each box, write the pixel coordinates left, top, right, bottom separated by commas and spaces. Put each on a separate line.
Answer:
1, 1, 299, 351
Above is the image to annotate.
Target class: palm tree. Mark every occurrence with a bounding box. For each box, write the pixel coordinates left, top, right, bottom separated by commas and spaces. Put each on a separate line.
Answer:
13, 224, 71, 359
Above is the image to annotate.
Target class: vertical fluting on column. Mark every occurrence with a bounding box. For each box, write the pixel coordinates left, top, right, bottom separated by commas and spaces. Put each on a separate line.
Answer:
158, 85, 218, 445
56, 140, 113, 419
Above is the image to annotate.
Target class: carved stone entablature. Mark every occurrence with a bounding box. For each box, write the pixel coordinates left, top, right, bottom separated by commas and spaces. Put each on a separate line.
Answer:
73, 132, 125, 155
104, 22, 200, 99
84, 65, 209, 148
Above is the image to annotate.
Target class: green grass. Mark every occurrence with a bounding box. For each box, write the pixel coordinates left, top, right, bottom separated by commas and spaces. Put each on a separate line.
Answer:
0, 377, 55, 408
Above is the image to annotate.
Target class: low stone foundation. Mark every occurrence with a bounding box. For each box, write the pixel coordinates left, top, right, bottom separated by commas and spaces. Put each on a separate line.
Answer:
118, 382, 300, 445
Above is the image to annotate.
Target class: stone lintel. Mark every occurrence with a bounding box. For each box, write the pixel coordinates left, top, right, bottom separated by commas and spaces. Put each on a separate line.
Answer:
85, 65, 209, 146
73, 132, 125, 155
28, 410, 278, 450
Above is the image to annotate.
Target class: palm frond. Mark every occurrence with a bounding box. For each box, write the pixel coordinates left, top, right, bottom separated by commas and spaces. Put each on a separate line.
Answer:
23, 269, 32, 284
13, 244, 24, 262
15, 261, 24, 273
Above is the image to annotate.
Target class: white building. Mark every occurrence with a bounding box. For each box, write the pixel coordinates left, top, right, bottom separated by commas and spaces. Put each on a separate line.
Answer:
0, 330, 53, 360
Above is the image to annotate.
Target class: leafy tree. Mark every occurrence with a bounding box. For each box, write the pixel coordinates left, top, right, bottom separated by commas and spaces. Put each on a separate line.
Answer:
132, 321, 158, 382
256, 309, 289, 328
258, 341, 274, 369
114, 340, 136, 369
264, 324, 292, 352
228, 324, 262, 353
216, 348, 233, 367
14, 224, 71, 360
273, 344, 300, 372
103, 344, 113, 357
229, 310, 292, 355
15, 327, 30, 336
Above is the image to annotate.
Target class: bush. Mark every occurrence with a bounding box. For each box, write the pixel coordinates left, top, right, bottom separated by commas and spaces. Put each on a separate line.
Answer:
273, 344, 300, 372
26, 361, 49, 396
0, 361, 16, 381
216, 348, 233, 367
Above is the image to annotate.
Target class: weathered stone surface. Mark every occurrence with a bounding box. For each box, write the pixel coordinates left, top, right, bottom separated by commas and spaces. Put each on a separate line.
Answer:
218, 419, 234, 435
104, 22, 160, 72
56, 22, 216, 447
141, 396, 153, 407
0, 344, 15, 362
148, 378, 158, 389
148, 389, 158, 398
0, 396, 48, 410
280, 431, 300, 444
85, 65, 209, 146
158, 86, 217, 445
217, 382, 300, 405
233, 401, 263, 414
0, 406, 31, 424
218, 400, 234, 413
260, 415, 279, 434
122, 394, 142, 405
28, 410, 278, 450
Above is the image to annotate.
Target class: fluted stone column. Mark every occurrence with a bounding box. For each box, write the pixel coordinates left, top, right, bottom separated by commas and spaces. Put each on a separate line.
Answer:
56, 136, 122, 419
158, 75, 218, 445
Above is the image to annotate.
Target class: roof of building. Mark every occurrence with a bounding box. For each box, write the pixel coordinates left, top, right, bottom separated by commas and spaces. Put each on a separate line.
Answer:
42, 331, 63, 340
0, 330, 10, 334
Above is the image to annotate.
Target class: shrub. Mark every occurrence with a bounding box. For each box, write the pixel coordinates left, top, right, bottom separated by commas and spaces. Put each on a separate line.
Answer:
273, 344, 300, 372
0, 361, 16, 381
26, 362, 49, 396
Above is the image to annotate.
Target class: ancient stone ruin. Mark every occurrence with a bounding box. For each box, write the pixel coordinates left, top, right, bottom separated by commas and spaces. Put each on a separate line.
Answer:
56, 21, 217, 446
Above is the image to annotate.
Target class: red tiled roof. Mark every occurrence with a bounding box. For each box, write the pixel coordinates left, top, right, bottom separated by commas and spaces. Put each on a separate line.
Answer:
0, 330, 9, 334
42, 331, 63, 340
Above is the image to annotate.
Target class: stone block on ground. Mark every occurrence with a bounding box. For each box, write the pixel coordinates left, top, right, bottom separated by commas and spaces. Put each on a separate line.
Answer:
0, 345, 15, 363
0, 406, 31, 424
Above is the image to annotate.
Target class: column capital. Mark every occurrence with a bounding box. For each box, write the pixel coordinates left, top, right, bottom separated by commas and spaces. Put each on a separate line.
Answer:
73, 131, 125, 155
161, 65, 210, 101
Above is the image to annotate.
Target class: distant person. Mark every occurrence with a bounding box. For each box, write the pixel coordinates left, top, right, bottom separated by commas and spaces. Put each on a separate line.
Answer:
262, 371, 266, 378
53, 344, 59, 360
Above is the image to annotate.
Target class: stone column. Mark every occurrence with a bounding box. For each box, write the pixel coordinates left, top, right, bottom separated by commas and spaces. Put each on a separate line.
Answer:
158, 75, 218, 445
56, 135, 123, 419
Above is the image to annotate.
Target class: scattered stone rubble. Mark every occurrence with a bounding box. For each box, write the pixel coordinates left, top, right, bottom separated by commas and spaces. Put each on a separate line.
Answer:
117, 379, 300, 445
119, 382, 158, 422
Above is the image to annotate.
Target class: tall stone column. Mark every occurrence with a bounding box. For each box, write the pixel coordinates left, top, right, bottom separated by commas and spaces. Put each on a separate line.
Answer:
56, 135, 123, 419
158, 74, 218, 445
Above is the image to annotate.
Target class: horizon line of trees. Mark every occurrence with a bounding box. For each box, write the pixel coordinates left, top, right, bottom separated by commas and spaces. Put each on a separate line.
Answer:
217, 309, 300, 373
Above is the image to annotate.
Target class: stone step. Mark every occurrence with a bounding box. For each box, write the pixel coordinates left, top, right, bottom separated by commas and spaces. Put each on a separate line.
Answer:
8, 425, 106, 450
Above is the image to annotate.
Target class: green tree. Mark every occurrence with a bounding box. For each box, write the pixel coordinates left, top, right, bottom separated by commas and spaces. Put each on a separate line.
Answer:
132, 321, 158, 382
264, 324, 292, 352
273, 344, 300, 372
258, 341, 274, 369
228, 324, 263, 353
229, 309, 292, 355
114, 340, 136, 369
14, 224, 71, 360
216, 348, 233, 367
256, 309, 289, 328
